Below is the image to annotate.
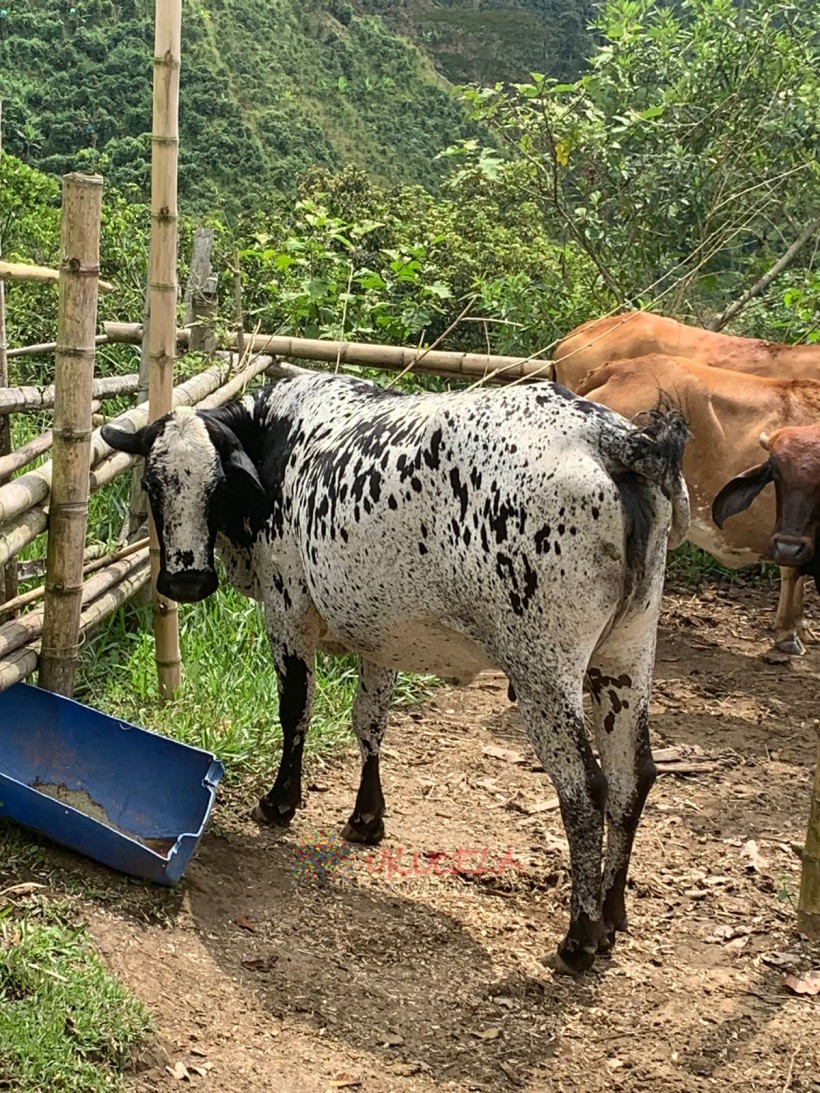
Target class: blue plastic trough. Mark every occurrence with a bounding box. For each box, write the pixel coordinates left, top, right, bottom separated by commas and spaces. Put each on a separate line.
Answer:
0, 682, 223, 885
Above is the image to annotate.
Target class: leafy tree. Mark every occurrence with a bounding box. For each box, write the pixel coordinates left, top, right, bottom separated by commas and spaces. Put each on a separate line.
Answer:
457, 0, 820, 328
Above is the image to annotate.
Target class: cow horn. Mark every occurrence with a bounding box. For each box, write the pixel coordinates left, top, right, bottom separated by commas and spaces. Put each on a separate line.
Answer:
759, 432, 769, 451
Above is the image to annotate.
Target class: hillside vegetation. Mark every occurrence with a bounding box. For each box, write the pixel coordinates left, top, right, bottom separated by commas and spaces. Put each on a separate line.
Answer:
362, 0, 598, 84
0, 0, 594, 215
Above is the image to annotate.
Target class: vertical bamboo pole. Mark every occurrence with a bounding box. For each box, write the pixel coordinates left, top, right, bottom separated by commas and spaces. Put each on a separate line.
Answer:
125, 256, 151, 542
797, 727, 820, 938
38, 173, 103, 695
148, 0, 182, 700
0, 98, 18, 609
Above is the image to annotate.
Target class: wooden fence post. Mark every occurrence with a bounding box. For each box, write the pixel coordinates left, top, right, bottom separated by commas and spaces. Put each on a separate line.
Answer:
38, 172, 104, 695
0, 97, 19, 610
184, 227, 217, 355
797, 727, 820, 938
125, 253, 151, 543
148, 0, 182, 701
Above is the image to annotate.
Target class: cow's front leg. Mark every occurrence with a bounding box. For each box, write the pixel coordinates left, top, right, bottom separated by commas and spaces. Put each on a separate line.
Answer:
252, 646, 315, 826
775, 568, 812, 655
342, 659, 396, 845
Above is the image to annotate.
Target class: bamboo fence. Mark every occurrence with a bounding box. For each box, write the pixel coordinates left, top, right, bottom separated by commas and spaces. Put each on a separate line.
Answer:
102, 322, 556, 384
0, 98, 16, 608
147, 0, 182, 701
38, 173, 104, 695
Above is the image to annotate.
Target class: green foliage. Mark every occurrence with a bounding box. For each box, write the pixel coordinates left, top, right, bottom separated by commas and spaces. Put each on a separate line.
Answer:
0, 899, 151, 1092
233, 163, 593, 354
359, 0, 598, 84
458, 0, 820, 322
0, 0, 487, 214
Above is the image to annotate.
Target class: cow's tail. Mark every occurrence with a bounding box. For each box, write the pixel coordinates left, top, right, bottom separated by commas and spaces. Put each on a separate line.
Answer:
601, 406, 691, 572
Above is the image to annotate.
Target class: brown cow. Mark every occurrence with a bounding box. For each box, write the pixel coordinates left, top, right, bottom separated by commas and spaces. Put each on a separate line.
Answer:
554, 311, 820, 391
577, 354, 820, 654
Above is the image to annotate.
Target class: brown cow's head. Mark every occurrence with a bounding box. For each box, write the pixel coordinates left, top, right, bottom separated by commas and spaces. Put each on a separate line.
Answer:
712, 425, 820, 570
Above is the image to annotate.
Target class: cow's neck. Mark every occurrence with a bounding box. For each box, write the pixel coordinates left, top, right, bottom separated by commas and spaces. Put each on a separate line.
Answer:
215, 532, 263, 601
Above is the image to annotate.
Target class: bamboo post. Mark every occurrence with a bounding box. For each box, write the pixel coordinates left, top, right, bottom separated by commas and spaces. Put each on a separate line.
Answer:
233, 248, 244, 360
0, 98, 18, 609
797, 726, 820, 938
38, 172, 104, 695
148, 0, 182, 700
126, 256, 151, 542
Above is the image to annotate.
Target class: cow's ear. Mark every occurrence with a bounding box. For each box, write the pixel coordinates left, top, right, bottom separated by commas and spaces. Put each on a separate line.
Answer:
712, 462, 774, 528
224, 448, 271, 523
101, 423, 148, 456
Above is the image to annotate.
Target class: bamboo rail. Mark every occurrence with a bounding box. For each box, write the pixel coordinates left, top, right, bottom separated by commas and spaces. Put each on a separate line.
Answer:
101, 322, 556, 384
39, 172, 104, 695
0, 539, 147, 622
0, 559, 150, 691
0, 259, 114, 295
0, 549, 148, 661
0, 510, 48, 569
0, 430, 54, 478
0, 355, 269, 574
0, 374, 139, 415
148, 0, 182, 701
0, 399, 101, 478
7, 335, 111, 359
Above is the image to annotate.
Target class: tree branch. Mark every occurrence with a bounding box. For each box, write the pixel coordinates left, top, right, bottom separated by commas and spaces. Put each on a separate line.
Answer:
707, 214, 820, 331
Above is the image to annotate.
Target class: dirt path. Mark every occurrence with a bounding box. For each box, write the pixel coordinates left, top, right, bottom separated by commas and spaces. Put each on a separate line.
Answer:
83, 577, 820, 1093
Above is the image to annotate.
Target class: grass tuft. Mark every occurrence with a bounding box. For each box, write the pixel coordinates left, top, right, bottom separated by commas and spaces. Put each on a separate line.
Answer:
0, 898, 151, 1092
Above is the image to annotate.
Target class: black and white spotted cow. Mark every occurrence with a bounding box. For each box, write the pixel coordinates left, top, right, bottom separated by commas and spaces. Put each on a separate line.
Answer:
102, 372, 689, 974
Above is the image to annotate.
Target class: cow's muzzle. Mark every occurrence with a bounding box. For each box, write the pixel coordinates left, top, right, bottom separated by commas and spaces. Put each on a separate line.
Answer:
157, 569, 218, 603
767, 535, 815, 567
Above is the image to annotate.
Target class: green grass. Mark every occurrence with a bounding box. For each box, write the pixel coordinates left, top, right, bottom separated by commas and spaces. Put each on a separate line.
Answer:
0, 898, 152, 1093
666, 541, 778, 586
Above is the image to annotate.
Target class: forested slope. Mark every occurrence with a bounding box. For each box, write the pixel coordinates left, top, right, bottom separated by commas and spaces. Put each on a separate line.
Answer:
0, 0, 595, 215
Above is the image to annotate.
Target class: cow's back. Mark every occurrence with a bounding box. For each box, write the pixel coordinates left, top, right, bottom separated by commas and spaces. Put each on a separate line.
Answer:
554, 312, 820, 391
254, 377, 674, 680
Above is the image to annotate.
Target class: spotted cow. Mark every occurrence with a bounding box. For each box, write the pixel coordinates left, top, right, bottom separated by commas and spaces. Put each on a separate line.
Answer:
102, 372, 689, 973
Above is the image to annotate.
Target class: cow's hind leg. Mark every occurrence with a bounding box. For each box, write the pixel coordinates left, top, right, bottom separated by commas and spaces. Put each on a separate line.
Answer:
342, 659, 396, 845
514, 677, 606, 975
587, 629, 657, 954
252, 645, 315, 826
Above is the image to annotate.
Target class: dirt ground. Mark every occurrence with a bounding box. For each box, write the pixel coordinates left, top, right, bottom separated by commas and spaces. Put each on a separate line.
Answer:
76, 575, 820, 1091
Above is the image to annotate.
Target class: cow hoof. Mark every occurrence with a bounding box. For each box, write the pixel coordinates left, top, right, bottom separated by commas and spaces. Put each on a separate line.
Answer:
341, 814, 385, 845
542, 947, 596, 976
250, 799, 299, 826
774, 637, 805, 656
596, 926, 621, 954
